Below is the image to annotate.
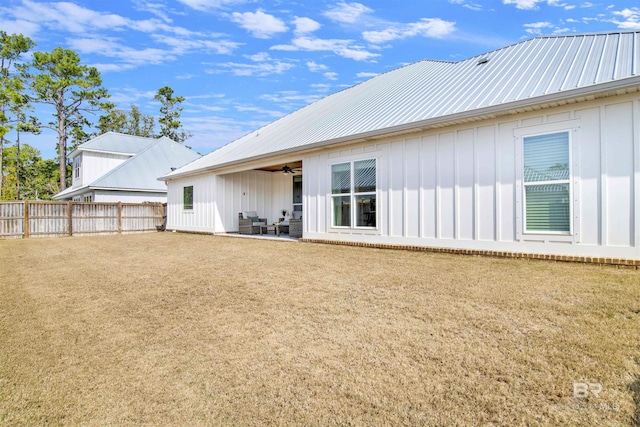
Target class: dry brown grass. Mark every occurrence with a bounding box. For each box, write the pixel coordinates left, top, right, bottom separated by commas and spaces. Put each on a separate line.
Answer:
0, 233, 639, 426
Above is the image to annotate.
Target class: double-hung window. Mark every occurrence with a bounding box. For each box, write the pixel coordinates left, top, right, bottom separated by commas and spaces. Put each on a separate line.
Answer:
523, 131, 570, 233
331, 159, 376, 228
74, 157, 82, 179
183, 186, 193, 211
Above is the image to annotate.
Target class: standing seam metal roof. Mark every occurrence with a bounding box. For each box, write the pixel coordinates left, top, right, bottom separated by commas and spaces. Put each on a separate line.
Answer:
165, 31, 640, 179
55, 135, 201, 199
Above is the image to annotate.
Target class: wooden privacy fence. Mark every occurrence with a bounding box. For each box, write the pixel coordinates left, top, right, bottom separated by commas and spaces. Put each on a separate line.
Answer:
0, 201, 166, 239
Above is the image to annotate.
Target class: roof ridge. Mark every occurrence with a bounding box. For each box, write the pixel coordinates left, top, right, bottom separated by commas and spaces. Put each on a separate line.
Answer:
165, 29, 640, 179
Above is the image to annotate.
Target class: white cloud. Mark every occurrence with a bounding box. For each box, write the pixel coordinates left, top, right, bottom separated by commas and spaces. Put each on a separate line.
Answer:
247, 52, 271, 62
10, 0, 129, 33
448, 0, 483, 11
324, 71, 338, 80
260, 91, 323, 106
523, 21, 571, 35
523, 21, 553, 35
324, 2, 373, 24
151, 34, 242, 54
176, 0, 247, 12
311, 83, 332, 91
611, 8, 640, 29
272, 36, 380, 61
188, 93, 227, 100
0, 19, 40, 37
108, 87, 158, 105
292, 16, 321, 35
230, 10, 288, 39
306, 61, 328, 72
502, 0, 566, 10
207, 61, 295, 77
235, 105, 285, 118
189, 104, 227, 112
68, 37, 175, 67
356, 72, 378, 78
133, 1, 173, 23
363, 18, 456, 43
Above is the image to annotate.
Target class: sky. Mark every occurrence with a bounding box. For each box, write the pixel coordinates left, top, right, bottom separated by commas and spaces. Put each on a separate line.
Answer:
1, 0, 639, 159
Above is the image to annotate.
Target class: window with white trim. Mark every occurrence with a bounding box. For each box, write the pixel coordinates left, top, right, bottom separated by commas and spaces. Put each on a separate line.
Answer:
523, 131, 570, 233
73, 157, 82, 179
331, 159, 376, 228
183, 186, 193, 210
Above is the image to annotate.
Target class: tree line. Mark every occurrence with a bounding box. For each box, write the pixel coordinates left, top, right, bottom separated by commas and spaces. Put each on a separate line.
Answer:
0, 31, 192, 200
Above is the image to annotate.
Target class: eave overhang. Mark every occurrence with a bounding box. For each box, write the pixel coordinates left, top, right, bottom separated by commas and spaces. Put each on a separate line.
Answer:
160, 76, 640, 181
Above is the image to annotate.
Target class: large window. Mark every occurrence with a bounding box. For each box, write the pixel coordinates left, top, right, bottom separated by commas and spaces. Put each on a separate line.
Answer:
183, 186, 193, 210
331, 159, 376, 228
523, 132, 570, 233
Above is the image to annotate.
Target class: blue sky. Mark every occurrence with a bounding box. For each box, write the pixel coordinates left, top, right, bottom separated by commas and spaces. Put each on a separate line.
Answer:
1, 0, 639, 159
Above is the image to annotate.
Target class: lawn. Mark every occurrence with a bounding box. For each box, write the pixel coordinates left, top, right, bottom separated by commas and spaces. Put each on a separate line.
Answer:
0, 233, 638, 426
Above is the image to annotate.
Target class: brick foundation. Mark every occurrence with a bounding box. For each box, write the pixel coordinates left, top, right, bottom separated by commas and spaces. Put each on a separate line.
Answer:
299, 238, 640, 268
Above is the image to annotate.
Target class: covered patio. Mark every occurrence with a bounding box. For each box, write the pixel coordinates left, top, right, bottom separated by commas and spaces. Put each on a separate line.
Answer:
215, 160, 303, 237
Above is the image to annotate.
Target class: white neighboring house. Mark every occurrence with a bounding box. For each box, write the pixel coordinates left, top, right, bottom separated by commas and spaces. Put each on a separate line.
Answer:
161, 31, 640, 262
54, 132, 200, 203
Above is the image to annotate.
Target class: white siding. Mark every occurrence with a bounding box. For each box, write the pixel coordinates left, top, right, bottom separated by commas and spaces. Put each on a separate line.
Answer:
301, 94, 640, 259
166, 170, 293, 233
93, 191, 166, 204
165, 94, 639, 260
79, 151, 131, 186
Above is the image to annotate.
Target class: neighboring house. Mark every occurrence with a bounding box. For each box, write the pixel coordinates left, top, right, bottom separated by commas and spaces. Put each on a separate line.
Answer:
54, 132, 200, 203
161, 31, 640, 261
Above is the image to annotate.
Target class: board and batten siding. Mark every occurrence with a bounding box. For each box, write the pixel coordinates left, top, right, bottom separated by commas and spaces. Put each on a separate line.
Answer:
166, 170, 293, 233
302, 94, 640, 260
75, 151, 130, 187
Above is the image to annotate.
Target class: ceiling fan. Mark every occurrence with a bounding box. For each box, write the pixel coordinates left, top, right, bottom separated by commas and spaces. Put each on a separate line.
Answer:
282, 164, 301, 174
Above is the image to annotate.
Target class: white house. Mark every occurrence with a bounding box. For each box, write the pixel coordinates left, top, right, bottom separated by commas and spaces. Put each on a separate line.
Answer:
54, 132, 200, 203
161, 31, 640, 262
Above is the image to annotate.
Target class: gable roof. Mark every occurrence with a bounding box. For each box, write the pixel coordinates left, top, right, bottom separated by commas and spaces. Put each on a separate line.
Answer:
70, 131, 160, 157
55, 136, 200, 199
164, 31, 640, 180
89, 138, 200, 191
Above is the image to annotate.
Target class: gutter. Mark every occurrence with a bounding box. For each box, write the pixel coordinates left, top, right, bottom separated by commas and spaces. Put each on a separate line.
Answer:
160, 76, 640, 181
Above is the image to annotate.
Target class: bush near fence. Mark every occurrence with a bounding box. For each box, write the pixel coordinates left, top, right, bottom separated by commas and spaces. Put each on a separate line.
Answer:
0, 201, 166, 239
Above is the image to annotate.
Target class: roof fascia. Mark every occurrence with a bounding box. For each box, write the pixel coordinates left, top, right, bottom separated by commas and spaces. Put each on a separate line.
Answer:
91, 187, 166, 193
78, 148, 137, 157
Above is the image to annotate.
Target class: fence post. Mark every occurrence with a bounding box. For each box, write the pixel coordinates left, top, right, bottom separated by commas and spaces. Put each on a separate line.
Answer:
23, 200, 29, 239
117, 202, 122, 234
68, 201, 73, 237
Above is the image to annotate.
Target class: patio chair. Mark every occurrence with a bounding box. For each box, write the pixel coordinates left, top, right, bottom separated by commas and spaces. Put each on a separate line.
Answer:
238, 211, 267, 234
288, 211, 302, 238
288, 219, 301, 238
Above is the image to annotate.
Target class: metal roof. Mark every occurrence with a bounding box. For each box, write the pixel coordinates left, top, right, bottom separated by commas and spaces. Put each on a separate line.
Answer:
70, 132, 161, 157
164, 31, 640, 179
55, 136, 200, 199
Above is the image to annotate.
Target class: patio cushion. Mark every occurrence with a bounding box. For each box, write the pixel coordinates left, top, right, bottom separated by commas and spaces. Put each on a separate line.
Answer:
293, 211, 302, 219
242, 210, 258, 219
252, 221, 266, 226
